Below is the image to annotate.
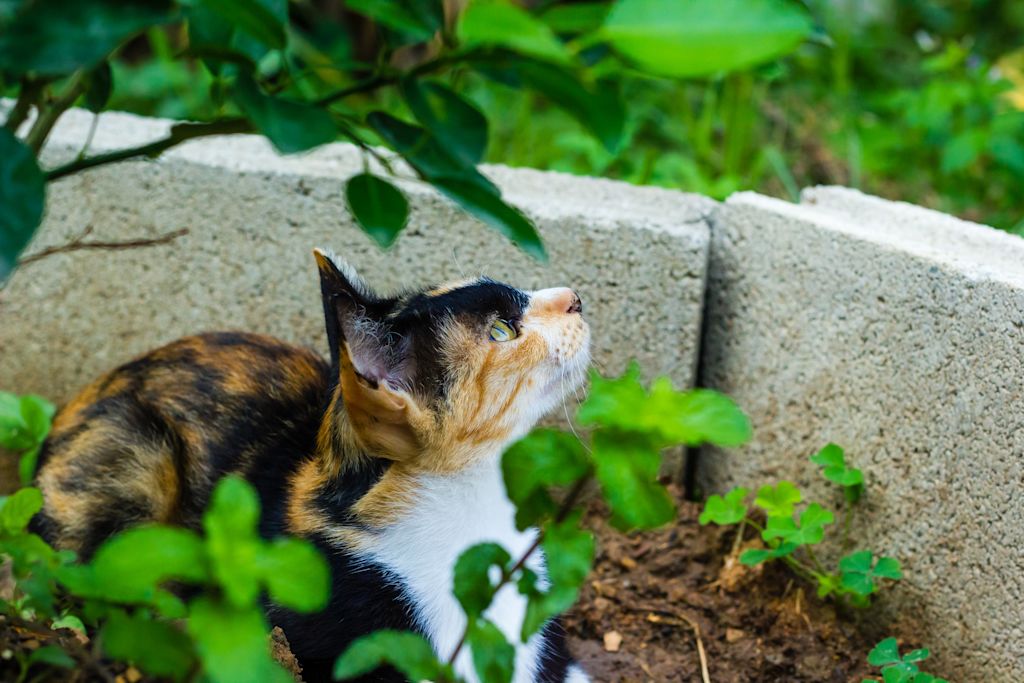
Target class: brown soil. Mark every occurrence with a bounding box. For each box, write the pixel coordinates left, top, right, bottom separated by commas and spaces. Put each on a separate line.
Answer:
564, 487, 900, 683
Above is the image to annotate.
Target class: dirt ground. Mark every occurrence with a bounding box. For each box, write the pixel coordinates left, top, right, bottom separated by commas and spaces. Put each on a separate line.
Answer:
564, 486, 900, 683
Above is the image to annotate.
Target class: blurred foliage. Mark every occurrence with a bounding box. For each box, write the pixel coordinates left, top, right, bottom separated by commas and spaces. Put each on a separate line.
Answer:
37, 0, 1021, 234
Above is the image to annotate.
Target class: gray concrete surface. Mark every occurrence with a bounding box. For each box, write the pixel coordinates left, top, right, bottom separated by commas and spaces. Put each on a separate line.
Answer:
0, 108, 714, 411
700, 187, 1024, 682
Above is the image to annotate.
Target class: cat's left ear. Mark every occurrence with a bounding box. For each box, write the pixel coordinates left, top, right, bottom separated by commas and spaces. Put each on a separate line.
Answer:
313, 248, 378, 368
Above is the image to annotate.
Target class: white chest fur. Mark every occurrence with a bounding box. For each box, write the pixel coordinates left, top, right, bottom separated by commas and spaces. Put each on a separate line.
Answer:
362, 458, 569, 683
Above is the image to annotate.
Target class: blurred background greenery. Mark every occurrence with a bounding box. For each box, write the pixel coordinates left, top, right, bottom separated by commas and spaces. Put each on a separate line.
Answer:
39, 0, 1024, 233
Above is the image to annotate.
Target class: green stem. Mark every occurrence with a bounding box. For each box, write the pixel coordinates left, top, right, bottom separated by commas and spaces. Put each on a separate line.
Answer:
804, 545, 828, 576
26, 70, 90, 153
44, 118, 252, 181
444, 475, 591, 669
744, 518, 820, 584
3, 78, 45, 133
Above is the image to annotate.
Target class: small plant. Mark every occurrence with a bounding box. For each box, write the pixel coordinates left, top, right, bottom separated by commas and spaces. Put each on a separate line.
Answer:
861, 637, 948, 683
334, 363, 752, 682
700, 443, 902, 606
0, 391, 55, 485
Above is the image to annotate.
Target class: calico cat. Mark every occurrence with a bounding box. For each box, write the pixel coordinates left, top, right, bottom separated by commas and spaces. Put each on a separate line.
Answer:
31, 249, 591, 683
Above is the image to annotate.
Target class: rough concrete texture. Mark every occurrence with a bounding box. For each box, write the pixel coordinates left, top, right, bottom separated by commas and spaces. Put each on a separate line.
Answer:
0, 108, 714, 411
700, 187, 1024, 682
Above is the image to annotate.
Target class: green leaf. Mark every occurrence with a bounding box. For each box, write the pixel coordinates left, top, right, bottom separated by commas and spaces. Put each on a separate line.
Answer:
810, 443, 844, 469
26, 645, 75, 669
467, 618, 515, 683
18, 446, 41, 486
102, 610, 195, 681
602, 0, 813, 78
520, 513, 594, 639
459, 0, 570, 64
367, 112, 483, 183
810, 443, 864, 495
501, 428, 590, 529
51, 614, 85, 633
346, 0, 443, 42
753, 481, 801, 519
738, 542, 797, 566
257, 537, 330, 612
940, 130, 985, 174
592, 430, 674, 530
762, 503, 833, 546
402, 81, 489, 166
699, 487, 748, 526
233, 75, 337, 154
188, 598, 292, 683
84, 62, 114, 113
474, 55, 625, 153
333, 630, 453, 682
839, 551, 902, 596
540, 2, 610, 34
903, 649, 930, 663
0, 0, 176, 76
867, 637, 901, 666
193, 0, 286, 49
345, 173, 409, 248
453, 542, 511, 620
0, 487, 43, 534
431, 178, 545, 261
74, 525, 208, 603
577, 365, 751, 448
0, 128, 45, 282
20, 394, 56, 443
203, 476, 262, 608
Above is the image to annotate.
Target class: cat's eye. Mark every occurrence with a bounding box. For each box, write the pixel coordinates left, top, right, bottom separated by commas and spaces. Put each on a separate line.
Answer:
489, 320, 517, 342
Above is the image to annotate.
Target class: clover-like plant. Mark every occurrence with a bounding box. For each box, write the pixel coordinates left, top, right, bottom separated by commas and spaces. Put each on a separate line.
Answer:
700, 443, 902, 606
861, 637, 948, 683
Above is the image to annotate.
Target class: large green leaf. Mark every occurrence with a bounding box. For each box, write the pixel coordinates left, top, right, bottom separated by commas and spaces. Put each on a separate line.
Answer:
431, 178, 545, 261
69, 525, 208, 603
402, 81, 489, 166
346, 0, 443, 42
458, 0, 569, 64
345, 173, 409, 248
0, 129, 45, 282
453, 542, 511, 620
591, 430, 675, 530
233, 76, 337, 154
0, 487, 43, 534
203, 476, 262, 608
257, 537, 331, 613
188, 598, 292, 683
333, 630, 454, 682
0, 0, 175, 76
190, 0, 286, 49
467, 619, 515, 683
520, 513, 593, 639
602, 0, 813, 78
101, 610, 195, 682
502, 429, 590, 529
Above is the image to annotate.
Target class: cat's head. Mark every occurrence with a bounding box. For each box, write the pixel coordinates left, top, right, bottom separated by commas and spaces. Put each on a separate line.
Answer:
314, 249, 590, 470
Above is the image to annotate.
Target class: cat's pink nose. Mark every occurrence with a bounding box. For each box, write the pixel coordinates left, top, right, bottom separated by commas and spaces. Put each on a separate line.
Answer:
533, 287, 583, 315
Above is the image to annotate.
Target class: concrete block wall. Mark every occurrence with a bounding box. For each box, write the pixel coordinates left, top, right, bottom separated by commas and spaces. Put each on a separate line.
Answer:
0, 108, 714, 404
700, 188, 1024, 682
3, 109, 1024, 681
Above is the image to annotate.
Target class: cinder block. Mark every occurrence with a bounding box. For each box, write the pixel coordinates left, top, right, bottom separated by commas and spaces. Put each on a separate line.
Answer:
700, 187, 1024, 682
0, 108, 713, 411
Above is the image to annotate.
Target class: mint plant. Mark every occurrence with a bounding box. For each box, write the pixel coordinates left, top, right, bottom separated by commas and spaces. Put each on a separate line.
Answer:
335, 363, 752, 682
700, 443, 902, 606
0, 474, 329, 682
0, 391, 56, 484
861, 638, 948, 683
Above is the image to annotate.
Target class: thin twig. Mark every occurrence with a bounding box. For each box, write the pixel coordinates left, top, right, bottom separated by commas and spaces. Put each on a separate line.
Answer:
45, 118, 252, 181
445, 475, 592, 667
17, 227, 189, 267
628, 605, 711, 683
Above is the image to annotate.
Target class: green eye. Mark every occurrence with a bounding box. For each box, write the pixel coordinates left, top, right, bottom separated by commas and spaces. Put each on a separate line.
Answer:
489, 320, 517, 342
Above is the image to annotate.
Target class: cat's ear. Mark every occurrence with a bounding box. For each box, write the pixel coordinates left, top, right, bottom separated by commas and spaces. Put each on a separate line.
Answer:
313, 248, 379, 369
337, 340, 428, 461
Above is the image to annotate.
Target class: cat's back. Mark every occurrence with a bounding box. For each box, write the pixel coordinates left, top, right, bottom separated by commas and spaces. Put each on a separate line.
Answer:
33, 332, 330, 556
